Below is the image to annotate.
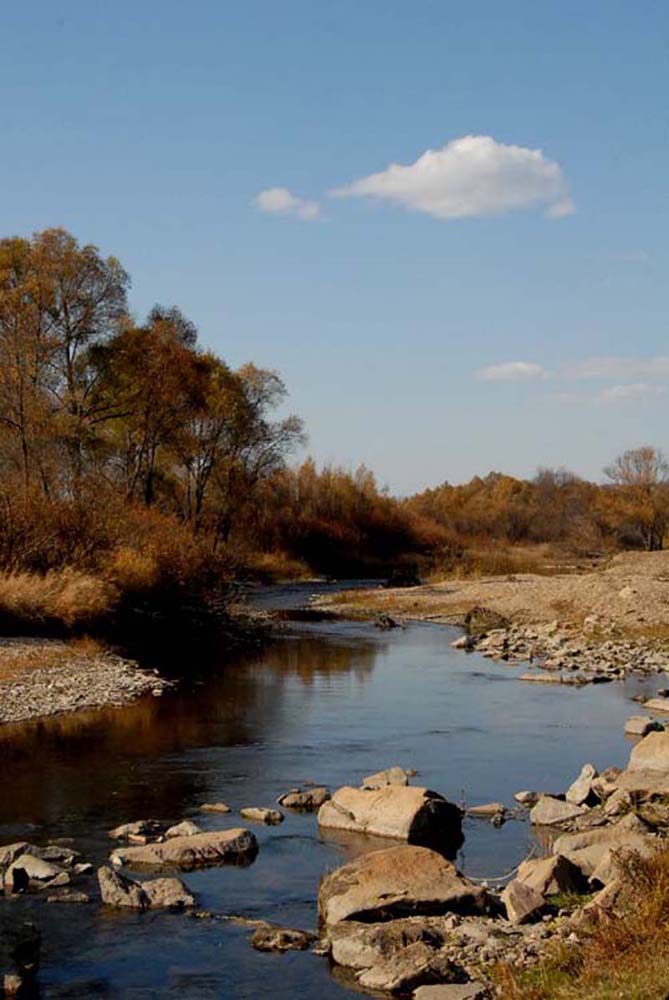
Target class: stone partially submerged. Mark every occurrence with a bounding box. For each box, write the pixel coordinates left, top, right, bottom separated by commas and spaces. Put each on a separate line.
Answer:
362, 767, 410, 789
110, 828, 258, 870
277, 787, 330, 811
317, 786, 463, 854
318, 844, 489, 927
97, 866, 195, 910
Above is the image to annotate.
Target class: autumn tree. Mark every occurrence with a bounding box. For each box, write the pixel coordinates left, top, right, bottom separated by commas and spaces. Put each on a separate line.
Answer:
604, 446, 669, 551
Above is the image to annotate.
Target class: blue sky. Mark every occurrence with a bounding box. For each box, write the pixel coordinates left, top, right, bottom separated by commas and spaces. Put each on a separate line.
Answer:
1, 1, 668, 493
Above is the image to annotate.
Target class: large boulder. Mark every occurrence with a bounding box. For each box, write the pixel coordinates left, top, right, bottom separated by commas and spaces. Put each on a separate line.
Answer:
516, 854, 585, 896
317, 786, 463, 853
327, 918, 466, 994
628, 731, 669, 772
529, 796, 587, 827
318, 845, 488, 927
552, 816, 654, 878
110, 828, 258, 870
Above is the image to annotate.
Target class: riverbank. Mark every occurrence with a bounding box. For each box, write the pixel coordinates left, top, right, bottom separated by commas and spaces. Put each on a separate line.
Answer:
0, 638, 171, 725
320, 550, 669, 682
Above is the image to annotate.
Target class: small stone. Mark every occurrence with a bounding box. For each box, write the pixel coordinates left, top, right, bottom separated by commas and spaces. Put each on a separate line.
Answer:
277, 787, 330, 810
466, 802, 505, 818
250, 922, 315, 952
239, 807, 284, 825
514, 790, 539, 807
200, 802, 231, 814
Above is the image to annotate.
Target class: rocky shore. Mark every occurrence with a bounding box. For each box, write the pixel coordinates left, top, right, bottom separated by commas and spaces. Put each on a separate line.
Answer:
4, 738, 669, 998
0, 639, 169, 726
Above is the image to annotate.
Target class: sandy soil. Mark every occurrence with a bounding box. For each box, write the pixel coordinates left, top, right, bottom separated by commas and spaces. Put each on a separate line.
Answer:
324, 551, 669, 636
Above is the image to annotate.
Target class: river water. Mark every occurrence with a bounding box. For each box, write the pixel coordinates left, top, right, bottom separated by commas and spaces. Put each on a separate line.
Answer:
0, 583, 661, 998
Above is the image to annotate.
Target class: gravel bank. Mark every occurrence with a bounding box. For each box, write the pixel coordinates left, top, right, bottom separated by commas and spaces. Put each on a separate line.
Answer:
0, 639, 169, 725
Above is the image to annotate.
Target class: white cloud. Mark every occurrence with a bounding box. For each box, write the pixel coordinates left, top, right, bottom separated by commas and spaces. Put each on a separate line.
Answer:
254, 187, 320, 221
564, 356, 669, 380
599, 383, 667, 403
330, 135, 574, 221
476, 361, 548, 382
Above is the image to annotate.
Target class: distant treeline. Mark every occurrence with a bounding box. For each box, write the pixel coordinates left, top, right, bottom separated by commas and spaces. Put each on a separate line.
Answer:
0, 229, 666, 634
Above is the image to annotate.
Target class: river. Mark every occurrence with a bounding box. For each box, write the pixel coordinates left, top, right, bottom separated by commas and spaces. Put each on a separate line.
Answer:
0, 582, 659, 998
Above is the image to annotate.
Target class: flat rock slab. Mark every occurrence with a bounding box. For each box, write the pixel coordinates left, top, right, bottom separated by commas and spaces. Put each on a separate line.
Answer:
110, 828, 258, 870
529, 795, 587, 826
200, 802, 231, 813
629, 731, 669, 771
643, 699, 669, 715
625, 716, 663, 737
414, 985, 488, 1000
318, 844, 488, 926
318, 785, 463, 852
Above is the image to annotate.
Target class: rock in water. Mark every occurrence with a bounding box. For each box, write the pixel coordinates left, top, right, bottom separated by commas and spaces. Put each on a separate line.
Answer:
142, 877, 196, 909
250, 923, 315, 952
98, 866, 148, 909
318, 844, 488, 927
362, 766, 410, 789
317, 785, 463, 854
277, 787, 330, 810
239, 807, 284, 825
107, 820, 165, 841
624, 716, 663, 737
566, 763, 599, 806
110, 828, 258, 870
200, 802, 231, 814
529, 796, 587, 826
98, 866, 195, 909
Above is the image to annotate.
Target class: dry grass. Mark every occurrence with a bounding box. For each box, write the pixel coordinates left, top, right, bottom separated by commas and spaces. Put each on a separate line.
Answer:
0, 569, 116, 630
244, 550, 312, 582
427, 543, 580, 582
494, 847, 669, 999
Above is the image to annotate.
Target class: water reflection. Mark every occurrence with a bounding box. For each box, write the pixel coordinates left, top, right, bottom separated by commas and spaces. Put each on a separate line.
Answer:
0, 630, 379, 835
